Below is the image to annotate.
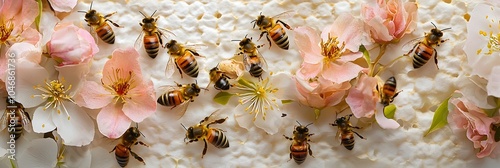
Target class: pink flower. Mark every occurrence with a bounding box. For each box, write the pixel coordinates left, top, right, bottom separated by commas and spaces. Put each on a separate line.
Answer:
75, 47, 156, 139
346, 74, 399, 129
0, 0, 40, 46
448, 97, 500, 158
361, 0, 418, 42
293, 14, 365, 84
294, 71, 350, 110
48, 0, 77, 13
47, 23, 98, 66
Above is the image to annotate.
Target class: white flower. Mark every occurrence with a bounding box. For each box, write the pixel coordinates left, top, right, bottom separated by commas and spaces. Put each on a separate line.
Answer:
233, 72, 294, 134
16, 58, 95, 146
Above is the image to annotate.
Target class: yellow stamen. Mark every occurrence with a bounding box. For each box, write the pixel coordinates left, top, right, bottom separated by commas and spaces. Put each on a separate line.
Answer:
321, 34, 346, 66
102, 68, 138, 104
33, 79, 74, 118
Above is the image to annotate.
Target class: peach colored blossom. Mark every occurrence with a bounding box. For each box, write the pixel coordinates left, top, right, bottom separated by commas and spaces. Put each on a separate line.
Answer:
448, 97, 500, 158
294, 71, 350, 110
361, 0, 417, 43
0, 0, 40, 46
48, 0, 77, 13
47, 23, 98, 66
74, 47, 156, 139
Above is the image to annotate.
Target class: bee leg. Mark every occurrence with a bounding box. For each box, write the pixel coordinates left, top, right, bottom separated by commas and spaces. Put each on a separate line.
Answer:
308, 143, 314, 157
265, 34, 272, 49
202, 139, 208, 158
277, 20, 292, 30
106, 19, 121, 28
109, 146, 117, 153
288, 150, 293, 161
104, 11, 117, 18
187, 49, 202, 57
174, 61, 184, 78
129, 150, 146, 165
258, 31, 267, 41
283, 135, 292, 141
433, 49, 439, 69
353, 131, 366, 140
135, 141, 149, 147
404, 42, 419, 56
330, 123, 338, 127
207, 117, 228, 127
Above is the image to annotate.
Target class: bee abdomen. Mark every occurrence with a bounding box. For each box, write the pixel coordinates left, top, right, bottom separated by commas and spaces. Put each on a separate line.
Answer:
383, 77, 397, 95
412, 44, 433, 69
341, 135, 355, 150
114, 144, 130, 167
96, 24, 115, 44
208, 129, 229, 148
157, 91, 184, 106
290, 144, 308, 164
177, 54, 199, 78
249, 64, 263, 78
9, 118, 23, 140
270, 26, 289, 50
215, 78, 230, 90
144, 35, 160, 58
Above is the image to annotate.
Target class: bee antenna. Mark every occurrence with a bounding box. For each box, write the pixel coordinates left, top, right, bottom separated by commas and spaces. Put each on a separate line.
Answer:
139, 11, 147, 17
151, 10, 158, 17
441, 27, 452, 31
305, 123, 313, 127
180, 123, 188, 131
90, 1, 93, 10
296, 120, 302, 126
431, 22, 437, 29
77, 11, 87, 13
231, 40, 241, 42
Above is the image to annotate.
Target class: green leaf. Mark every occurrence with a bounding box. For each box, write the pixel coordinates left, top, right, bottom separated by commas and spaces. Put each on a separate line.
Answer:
383, 104, 397, 119
213, 92, 234, 105
10, 159, 16, 168
35, 0, 43, 31
281, 99, 293, 104
359, 45, 371, 65
424, 97, 450, 137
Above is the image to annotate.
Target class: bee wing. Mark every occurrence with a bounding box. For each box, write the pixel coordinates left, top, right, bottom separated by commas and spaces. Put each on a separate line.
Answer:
256, 49, 268, 71
173, 100, 191, 120
0, 110, 8, 131
401, 36, 424, 53
134, 31, 145, 52
157, 85, 181, 95
185, 43, 208, 51
271, 10, 296, 19
165, 57, 176, 78
87, 26, 100, 45
158, 27, 176, 40
242, 52, 252, 71
20, 108, 32, 132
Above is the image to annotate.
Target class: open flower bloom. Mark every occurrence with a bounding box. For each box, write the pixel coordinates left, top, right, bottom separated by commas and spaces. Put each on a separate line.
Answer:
346, 73, 400, 129
0, 0, 40, 47
233, 72, 294, 134
448, 97, 500, 158
47, 23, 98, 66
294, 71, 350, 110
48, 0, 77, 13
75, 47, 156, 139
294, 14, 365, 84
361, 0, 417, 43
15, 56, 95, 146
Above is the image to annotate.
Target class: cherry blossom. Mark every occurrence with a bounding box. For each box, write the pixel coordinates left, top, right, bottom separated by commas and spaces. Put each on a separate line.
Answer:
46, 23, 98, 66
48, 0, 78, 13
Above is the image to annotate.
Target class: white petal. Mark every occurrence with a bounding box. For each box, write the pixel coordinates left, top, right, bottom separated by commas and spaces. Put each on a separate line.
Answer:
56, 61, 91, 96
17, 138, 58, 168
53, 102, 95, 146
374, 104, 400, 129
234, 105, 254, 132
457, 74, 496, 109
270, 72, 296, 100
90, 147, 116, 168
62, 145, 92, 168
32, 106, 56, 133
15, 60, 49, 108
487, 66, 500, 97
253, 108, 282, 135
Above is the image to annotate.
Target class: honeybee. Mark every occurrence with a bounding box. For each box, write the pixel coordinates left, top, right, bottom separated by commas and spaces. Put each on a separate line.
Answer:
236, 36, 268, 79
165, 40, 203, 78
0, 97, 31, 140
135, 10, 175, 59
252, 11, 294, 50
330, 114, 365, 150
208, 66, 232, 90
377, 77, 401, 107
110, 125, 149, 167
283, 121, 314, 165
404, 22, 451, 69
182, 111, 229, 158
157, 82, 202, 118
79, 2, 120, 44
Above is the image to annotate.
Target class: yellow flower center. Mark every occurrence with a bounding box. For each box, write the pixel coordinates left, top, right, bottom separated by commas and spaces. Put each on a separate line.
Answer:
32, 79, 74, 118
235, 77, 279, 121
486, 32, 500, 55
0, 19, 14, 45
321, 34, 346, 65
103, 68, 137, 104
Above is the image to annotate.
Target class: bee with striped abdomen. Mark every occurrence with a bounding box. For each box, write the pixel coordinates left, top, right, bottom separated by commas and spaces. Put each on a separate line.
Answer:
404, 22, 450, 69
283, 121, 314, 165
79, 2, 120, 44
377, 77, 401, 107
157, 82, 202, 118
1, 97, 31, 140
252, 11, 294, 50
236, 36, 268, 79
135, 10, 175, 59
182, 110, 229, 158
110, 125, 148, 167
208, 66, 232, 90
330, 114, 365, 150
165, 40, 203, 78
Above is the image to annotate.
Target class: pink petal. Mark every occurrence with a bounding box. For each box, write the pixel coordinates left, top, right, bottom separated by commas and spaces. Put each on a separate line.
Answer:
296, 63, 322, 80
6, 42, 42, 64
337, 52, 363, 63
20, 27, 41, 46
375, 103, 400, 129
47, 0, 77, 12
102, 48, 143, 86
122, 81, 157, 122
97, 104, 132, 139
324, 13, 371, 52
322, 62, 363, 83
52, 102, 95, 146
293, 26, 322, 63
346, 74, 378, 118
73, 81, 113, 109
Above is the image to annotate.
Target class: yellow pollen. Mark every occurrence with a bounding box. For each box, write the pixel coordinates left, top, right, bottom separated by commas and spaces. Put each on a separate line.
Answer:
321, 34, 346, 65
42, 124, 45, 128
485, 32, 500, 55
103, 68, 136, 104
479, 30, 487, 36
33, 79, 74, 118
0, 19, 14, 44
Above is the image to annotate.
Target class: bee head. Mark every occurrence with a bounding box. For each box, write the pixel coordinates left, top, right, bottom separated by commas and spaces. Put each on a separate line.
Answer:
84, 10, 97, 19
124, 127, 141, 141
431, 28, 443, 37
191, 82, 201, 93
186, 127, 195, 140
166, 40, 177, 49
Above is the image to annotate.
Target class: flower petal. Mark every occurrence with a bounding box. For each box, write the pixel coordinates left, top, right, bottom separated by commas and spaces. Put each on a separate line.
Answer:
122, 81, 157, 122
293, 26, 322, 63
102, 48, 143, 86
48, 0, 78, 13
324, 13, 372, 52
6, 42, 41, 64
53, 102, 95, 146
322, 61, 363, 83
254, 108, 282, 135
73, 81, 113, 109
32, 106, 56, 133
17, 138, 58, 168
14, 59, 48, 108
487, 66, 500, 97
375, 103, 400, 129
97, 104, 132, 139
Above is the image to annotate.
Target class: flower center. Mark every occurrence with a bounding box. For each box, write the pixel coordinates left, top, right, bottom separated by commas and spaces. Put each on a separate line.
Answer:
486, 32, 500, 55
321, 34, 346, 64
103, 68, 136, 104
0, 19, 14, 44
235, 77, 279, 121
33, 79, 74, 118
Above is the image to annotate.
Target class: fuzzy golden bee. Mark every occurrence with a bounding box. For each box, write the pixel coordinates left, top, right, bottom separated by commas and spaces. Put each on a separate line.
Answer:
252, 11, 293, 50
377, 77, 401, 107
165, 40, 203, 78
1, 97, 31, 140
404, 22, 450, 69
331, 114, 365, 150
283, 121, 314, 165
79, 2, 120, 44
208, 66, 232, 90
157, 82, 202, 118
135, 10, 174, 59
110, 125, 149, 167
182, 111, 229, 158
236, 36, 268, 79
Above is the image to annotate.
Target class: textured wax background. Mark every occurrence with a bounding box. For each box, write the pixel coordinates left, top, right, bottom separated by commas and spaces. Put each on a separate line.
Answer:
3, 0, 500, 167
